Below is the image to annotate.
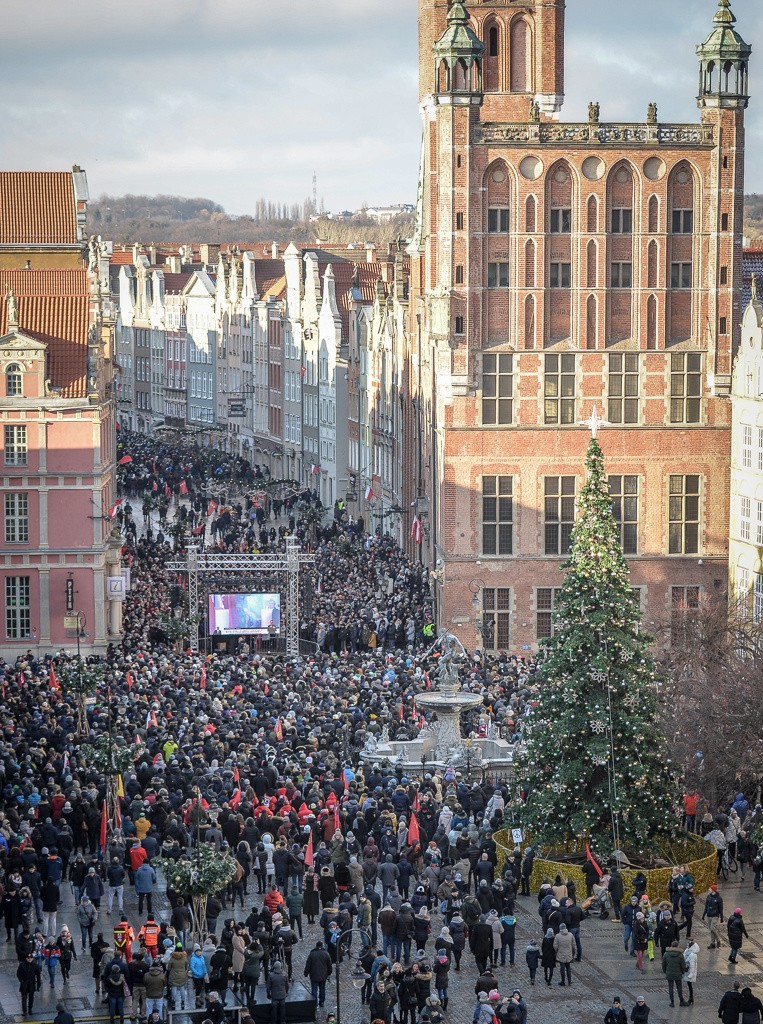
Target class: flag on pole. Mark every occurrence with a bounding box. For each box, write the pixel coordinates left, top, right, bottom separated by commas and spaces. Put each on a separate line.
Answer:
126, 672, 133, 691
365, 485, 373, 502
61, 751, 69, 779
179, 480, 189, 495
333, 804, 341, 836
304, 830, 314, 867
410, 515, 423, 544
407, 811, 420, 847
199, 665, 207, 690
274, 717, 283, 741
108, 499, 124, 519
49, 663, 60, 692
145, 708, 159, 730
207, 500, 217, 517
585, 843, 603, 879
229, 787, 242, 809
99, 801, 108, 852
398, 704, 404, 721
152, 460, 157, 473
310, 463, 319, 476
116, 774, 124, 799
117, 455, 133, 465
412, 788, 420, 813
233, 766, 240, 783
164, 484, 172, 499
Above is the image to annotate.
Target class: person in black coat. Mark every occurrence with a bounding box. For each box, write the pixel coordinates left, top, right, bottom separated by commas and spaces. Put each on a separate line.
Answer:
18, 953, 38, 1014
541, 928, 556, 986
718, 982, 743, 1024
603, 996, 627, 1024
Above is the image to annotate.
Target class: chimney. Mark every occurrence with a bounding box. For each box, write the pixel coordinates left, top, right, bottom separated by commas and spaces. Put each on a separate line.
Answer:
167, 255, 181, 273
271, 242, 279, 259
148, 245, 157, 264
366, 244, 376, 264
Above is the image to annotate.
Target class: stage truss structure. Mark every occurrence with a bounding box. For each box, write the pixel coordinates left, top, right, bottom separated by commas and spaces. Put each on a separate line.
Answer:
167, 536, 313, 655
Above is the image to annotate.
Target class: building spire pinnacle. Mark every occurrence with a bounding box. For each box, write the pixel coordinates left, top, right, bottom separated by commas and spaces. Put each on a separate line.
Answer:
714, 0, 735, 25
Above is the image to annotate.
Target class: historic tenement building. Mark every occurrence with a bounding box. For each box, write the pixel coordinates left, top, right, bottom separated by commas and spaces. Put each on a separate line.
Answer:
409, 0, 751, 649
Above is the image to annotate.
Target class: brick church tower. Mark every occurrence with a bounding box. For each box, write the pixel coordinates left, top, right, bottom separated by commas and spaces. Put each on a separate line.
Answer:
408, 0, 751, 650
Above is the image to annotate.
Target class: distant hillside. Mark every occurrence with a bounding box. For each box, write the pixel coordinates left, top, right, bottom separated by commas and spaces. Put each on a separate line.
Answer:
88, 194, 414, 247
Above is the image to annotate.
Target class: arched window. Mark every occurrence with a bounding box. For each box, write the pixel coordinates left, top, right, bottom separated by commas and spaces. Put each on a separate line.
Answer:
453, 59, 468, 92
524, 240, 535, 288
524, 295, 535, 349
647, 241, 658, 289
525, 195, 536, 233
647, 294, 657, 349
485, 23, 500, 91
586, 295, 597, 350
587, 241, 597, 288
5, 363, 22, 397
510, 18, 531, 93
587, 195, 598, 233
648, 195, 659, 233
706, 60, 715, 93
438, 59, 449, 93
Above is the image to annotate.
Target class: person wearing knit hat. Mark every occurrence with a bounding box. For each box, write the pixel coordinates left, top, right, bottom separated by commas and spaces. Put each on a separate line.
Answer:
702, 882, 724, 949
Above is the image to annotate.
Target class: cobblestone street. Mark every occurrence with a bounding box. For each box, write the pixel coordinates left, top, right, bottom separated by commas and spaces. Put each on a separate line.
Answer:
0, 868, 759, 1024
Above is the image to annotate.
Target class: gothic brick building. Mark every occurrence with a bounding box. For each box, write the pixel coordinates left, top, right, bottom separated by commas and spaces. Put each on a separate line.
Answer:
408, 0, 751, 650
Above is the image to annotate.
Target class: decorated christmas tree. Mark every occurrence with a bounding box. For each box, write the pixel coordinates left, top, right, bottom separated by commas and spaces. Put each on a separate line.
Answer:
517, 436, 679, 857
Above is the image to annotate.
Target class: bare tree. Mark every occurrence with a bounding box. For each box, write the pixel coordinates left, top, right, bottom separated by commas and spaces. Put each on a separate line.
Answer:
656, 593, 763, 810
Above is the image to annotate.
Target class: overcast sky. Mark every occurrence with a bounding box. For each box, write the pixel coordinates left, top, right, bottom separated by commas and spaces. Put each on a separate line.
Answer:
1, 0, 761, 214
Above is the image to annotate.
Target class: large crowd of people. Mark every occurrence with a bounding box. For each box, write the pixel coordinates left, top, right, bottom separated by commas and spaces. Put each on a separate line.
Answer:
0, 433, 760, 1024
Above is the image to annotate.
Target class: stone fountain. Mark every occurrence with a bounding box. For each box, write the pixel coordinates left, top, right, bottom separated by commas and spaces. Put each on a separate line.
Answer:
359, 633, 516, 776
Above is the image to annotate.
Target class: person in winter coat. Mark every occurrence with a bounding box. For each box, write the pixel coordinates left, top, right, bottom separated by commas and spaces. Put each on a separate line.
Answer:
57, 926, 77, 983
18, 952, 38, 1014
553, 923, 575, 987
369, 979, 395, 1024
525, 939, 540, 985
486, 910, 503, 967
633, 913, 649, 974
604, 996, 627, 1024
231, 925, 246, 993
397, 967, 418, 1024
654, 911, 680, 957
266, 960, 290, 1024
541, 928, 556, 986
739, 987, 763, 1024
470, 915, 494, 975
661, 940, 687, 1007
682, 938, 698, 1006
621, 896, 639, 955
448, 913, 467, 971
719, 982, 743, 1024
209, 944, 231, 1004
303, 941, 332, 1007
728, 908, 750, 964
630, 995, 651, 1022
167, 945, 189, 1010
414, 908, 431, 952
76, 897, 98, 952
242, 941, 263, 1004
608, 868, 625, 921
144, 960, 166, 1019
189, 945, 208, 1008
499, 911, 516, 967
434, 952, 450, 1010
702, 883, 725, 949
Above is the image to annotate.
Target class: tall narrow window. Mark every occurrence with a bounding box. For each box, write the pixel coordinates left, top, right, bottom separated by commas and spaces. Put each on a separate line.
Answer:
608, 475, 639, 554
5, 576, 31, 640
741, 495, 752, 541
648, 195, 659, 233
670, 352, 702, 423
482, 353, 513, 425
743, 423, 753, 468
611, 208, 633, 234
3, 425, 27, 466
671, 586, 700, 643
488, 262, 509, 288
647, 241, 658, 289
669, 474, 700, 554
587, 196, 598, 233
550, 263, 571, 289
488, 207, 509, 233
672, 209, 694, 233
544, 353, 576, 424
525, 195, 536, 232
608, 353, 640, 424
4, 493, 29, 543
489, 25, 499, 57
482, 588, 511, 649
5, 364, 22, 397
586, 241, 597, 288
482, 476, 513, 554
544, 476, 576, 554
536, 588, 561, 640
524, 241, 535, 288
550, 208, 572, 234
509, 18, 530, 93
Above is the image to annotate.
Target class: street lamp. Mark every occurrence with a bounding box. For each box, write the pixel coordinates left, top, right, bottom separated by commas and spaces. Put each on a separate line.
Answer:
333, 928, 370, 1024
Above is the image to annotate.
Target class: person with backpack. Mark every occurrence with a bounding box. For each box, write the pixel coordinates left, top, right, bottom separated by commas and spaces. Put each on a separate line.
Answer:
105, 961, 128, 1024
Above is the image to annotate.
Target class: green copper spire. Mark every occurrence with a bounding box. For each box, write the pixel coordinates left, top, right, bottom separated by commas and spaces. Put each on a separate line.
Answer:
696, 0, 751, 108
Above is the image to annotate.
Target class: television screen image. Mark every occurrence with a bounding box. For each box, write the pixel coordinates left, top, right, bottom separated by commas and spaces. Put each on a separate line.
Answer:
208, 593, 281, 636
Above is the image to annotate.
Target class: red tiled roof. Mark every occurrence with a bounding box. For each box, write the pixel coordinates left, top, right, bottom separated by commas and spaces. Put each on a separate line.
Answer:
328, 261, 384, 339
162, 272, 193, 294
110, 250, 135, 265
255, 259, 286, 300
0, 269, 89, 397
0, 172, 78, 246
